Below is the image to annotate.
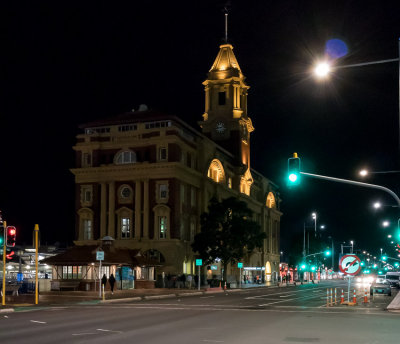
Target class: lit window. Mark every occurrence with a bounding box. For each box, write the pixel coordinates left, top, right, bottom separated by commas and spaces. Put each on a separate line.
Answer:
207, 159, 225, 183
266, 192, 276, 209
115, 150, 137, 164
121, 217, 131, 239
83, 219, 92, 240
159, 216, 167, 239
228, 177, 232, 189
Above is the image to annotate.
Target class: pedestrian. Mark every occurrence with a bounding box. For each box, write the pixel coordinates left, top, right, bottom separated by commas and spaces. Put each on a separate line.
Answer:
109, 273, 116, 294
101, 274, 107, 291
187, 274, 192, 289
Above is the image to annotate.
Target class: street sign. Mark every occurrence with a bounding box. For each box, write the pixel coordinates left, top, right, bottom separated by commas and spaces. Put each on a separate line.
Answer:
339, 254, 361, 276
96, 251, 104, 261
238, 262, 243, 268
196, 259, 202, 266
210, 265, 218, 270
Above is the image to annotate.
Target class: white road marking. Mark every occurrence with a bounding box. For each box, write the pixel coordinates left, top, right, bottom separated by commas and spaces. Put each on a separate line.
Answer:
30, 320, 47, 324
97, 328, 123, 333
4, 315, 8, 318
80, 304, 397, 316
279, 294, 295, 298
72, 333, 96, 336
200, 296, 215, 299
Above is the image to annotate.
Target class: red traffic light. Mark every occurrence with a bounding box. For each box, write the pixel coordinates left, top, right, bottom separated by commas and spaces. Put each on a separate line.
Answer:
6, 226, 16, 247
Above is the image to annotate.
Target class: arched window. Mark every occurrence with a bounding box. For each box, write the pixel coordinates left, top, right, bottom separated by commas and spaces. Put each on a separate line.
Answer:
153, 205, 170, 239
115, 150, 137, 164
78, 208, 94, 240
207, 159, 225, 183
266, 192, 276, 209
240, 169, 253, 196
116, 207, 134, 239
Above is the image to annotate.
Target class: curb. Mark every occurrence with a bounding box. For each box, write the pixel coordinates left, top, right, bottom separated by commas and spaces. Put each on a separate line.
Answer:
101, 297, 142, 303
178, 292, 203, 297
144, 294, 177, 300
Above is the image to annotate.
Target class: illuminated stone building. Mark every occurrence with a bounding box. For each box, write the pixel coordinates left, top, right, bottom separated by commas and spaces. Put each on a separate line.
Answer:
70, 42, 282, 285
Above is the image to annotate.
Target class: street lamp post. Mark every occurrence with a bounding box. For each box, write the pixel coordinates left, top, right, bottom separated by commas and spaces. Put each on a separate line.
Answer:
312, 212, 317, 238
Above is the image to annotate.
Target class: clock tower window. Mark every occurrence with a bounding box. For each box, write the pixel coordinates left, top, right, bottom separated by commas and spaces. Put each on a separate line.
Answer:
218, 91, 226, 105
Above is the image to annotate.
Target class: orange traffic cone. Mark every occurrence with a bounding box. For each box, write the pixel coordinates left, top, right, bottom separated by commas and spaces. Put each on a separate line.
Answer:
219, 281, 222, 289
363, 288, 369, 303
224, 281, 227, 290
352, 289, 357, 304
340, 289, 344, 304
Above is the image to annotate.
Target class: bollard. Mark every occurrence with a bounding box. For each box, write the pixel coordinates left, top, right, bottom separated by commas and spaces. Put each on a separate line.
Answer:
340, 289, 344, 304
330, 288, 333, 306
334, 288, 337, 305
363, 288, 369, 303
102, 285, 105, 301
326, 289, 329, 307
352, 289, 357, 304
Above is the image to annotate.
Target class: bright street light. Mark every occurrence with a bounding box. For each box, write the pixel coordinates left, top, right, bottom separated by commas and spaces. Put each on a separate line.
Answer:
314, 62, 331, 78
359, 169, 400, 178
373, 202, 381, 209
383, 221, 390, 227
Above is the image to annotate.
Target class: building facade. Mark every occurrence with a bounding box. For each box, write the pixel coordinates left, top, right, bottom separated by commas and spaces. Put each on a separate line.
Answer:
71, 43, 282, 284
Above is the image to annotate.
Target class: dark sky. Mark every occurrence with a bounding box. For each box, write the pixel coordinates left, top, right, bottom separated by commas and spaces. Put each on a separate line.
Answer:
2, 1, 400, 260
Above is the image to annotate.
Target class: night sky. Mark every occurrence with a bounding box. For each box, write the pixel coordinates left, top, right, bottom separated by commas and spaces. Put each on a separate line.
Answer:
2, 1, 400, 261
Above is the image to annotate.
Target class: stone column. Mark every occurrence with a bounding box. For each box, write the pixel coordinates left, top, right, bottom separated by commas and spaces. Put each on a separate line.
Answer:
108, 181, 115, 237
143, 179, 149, 239
135, 181, 142, 238
100, 182, 107, 239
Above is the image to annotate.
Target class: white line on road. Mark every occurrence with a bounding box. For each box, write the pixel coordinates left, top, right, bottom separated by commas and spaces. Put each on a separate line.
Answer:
72, 333, 96, 336
30, 320, 47, 324
97, 328, 123, 333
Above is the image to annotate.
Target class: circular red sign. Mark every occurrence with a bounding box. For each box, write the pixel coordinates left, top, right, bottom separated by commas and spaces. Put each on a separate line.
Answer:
339, 254, 361, 276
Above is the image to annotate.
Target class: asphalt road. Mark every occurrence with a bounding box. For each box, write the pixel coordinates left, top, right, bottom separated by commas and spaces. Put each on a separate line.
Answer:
1, 280, 399, 344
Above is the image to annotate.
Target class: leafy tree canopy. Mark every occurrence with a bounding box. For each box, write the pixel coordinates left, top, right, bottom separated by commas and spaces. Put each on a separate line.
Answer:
192, 196, 266, 279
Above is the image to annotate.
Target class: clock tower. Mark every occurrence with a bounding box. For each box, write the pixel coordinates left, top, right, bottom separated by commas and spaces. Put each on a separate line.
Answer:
199, 43, 254, 194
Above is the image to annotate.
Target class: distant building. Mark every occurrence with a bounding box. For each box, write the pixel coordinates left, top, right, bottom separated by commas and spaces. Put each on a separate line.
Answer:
50, 42, 282, 289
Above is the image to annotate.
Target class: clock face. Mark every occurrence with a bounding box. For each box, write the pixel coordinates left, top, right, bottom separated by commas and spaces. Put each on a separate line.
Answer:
215, 122, 226, 133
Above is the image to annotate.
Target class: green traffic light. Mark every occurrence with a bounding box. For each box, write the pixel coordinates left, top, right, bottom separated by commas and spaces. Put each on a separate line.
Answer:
382, 256, 387, 261
324, 250, 331, 256
287, 154, 301, 186
288, 173, 298, 182
311, 266, 316, 271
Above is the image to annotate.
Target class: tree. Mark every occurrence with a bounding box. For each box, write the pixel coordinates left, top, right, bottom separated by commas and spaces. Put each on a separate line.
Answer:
191, 196, 266, 281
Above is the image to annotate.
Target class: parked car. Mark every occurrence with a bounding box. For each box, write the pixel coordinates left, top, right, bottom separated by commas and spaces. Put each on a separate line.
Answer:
385, 272, 400, 288
370, 279, 392, 296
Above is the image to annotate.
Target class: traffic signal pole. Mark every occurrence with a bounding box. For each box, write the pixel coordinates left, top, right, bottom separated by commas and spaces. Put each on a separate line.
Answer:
2, 221, 7, 306
300, 172, 400, 207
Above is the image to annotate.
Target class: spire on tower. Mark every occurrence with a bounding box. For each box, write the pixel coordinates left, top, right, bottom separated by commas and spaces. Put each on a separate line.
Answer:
223, 6, 228, 44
